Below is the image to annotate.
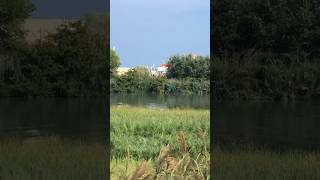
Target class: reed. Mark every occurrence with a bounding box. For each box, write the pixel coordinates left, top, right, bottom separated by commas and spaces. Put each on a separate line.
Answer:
112, 132, 210, 180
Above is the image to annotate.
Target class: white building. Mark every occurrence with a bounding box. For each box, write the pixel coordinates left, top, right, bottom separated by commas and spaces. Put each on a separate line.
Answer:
116, 67, 132, 76
157, 64, 168, 76
148, 64, 168, 76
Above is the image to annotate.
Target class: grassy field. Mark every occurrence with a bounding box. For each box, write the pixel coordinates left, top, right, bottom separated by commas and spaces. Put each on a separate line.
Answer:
0, 137, 106, 180
111, 106, 210, 179
213, 145, 320, 180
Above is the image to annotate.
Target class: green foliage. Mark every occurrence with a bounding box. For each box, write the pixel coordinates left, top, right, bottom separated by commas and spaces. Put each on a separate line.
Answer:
19, 20, 107, 97
165, 78, 209, 95
111, 69, 149, 93
213, 53, 320, 100
0, 12, 108, 97
216, 0, 320, 56
111, 53, 210, 95
111, 70, 209, 95
0, 0, 34, 51
110, 48, 120, 76
214, 0, 320, 100
166, 54, 210, 79
0, 0, 34, 96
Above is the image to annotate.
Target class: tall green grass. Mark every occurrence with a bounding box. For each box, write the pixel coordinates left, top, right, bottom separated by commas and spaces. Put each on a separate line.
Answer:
111, 106, 210, 179
111, 106, 210, 160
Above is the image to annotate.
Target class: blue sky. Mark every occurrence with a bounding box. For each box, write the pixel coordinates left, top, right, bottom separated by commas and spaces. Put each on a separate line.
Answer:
111, 0, 210, 67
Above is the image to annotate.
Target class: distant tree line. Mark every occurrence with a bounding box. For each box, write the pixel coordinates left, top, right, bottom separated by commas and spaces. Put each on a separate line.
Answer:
213, 0, 320, 101
0, 0, 108, 97
111, 53, 210, 95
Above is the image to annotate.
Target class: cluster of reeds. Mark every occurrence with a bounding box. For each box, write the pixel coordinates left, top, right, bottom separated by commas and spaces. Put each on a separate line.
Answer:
120, 131, 210, 180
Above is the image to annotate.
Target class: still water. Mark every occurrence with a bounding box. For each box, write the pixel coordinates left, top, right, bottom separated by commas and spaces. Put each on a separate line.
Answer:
111, 94, 210, 109
0, 98, 107, 142
0, 95, 208, 140
214, 100, 320, 149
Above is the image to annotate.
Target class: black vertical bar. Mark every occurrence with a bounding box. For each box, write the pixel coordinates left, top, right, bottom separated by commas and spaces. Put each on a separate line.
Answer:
106, 1, 111, 179
210, 0, 217, 176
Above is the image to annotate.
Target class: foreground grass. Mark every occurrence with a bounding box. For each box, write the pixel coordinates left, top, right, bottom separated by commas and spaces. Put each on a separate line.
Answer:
111, 106, 210, 159
111, 132, 210, 179
213, 145, 320, 180
111, 106, 210, 179
0, 137, 106, 180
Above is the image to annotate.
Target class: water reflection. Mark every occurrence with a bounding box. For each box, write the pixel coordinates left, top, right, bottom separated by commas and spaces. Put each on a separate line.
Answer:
214, 100, 320, 149
0, 98, 107, 143
111, 94, 210, 109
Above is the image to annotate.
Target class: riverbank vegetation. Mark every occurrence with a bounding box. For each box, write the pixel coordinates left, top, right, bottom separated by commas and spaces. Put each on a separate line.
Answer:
0, 0, 108, 97
110, 54, 210, 95
0, 137, 106, 180
110, 106, 210, 179
213, 53, 320, 101
214, 0, 320, 101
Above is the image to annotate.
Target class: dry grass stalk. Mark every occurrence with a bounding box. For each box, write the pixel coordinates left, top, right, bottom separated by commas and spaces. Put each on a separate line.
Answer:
126, 132, 208, 180
129, 160, 154, 180
172, 154, 191, 177
197, 128, 206, 140
178, 131, 187, 155
157, 145, 170, 163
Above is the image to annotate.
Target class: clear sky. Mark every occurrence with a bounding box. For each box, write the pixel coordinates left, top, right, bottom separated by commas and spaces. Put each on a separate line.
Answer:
111, 0, 210, 67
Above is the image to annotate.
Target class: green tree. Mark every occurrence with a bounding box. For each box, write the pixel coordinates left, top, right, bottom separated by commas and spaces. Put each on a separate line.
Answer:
0, 0, 34, 51
110, 48, 120, 76
166, 54, 209, 79
111, 69, 148, 93
216, 0, 320, 56
0, 0, 35, 96
213, 0, 320, 100
20, 20, 108, 96
134, 66, 150, 77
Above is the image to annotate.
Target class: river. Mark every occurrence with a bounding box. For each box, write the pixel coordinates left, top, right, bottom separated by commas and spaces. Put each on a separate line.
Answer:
213, 99, 320, 149
0, 98, 107, 143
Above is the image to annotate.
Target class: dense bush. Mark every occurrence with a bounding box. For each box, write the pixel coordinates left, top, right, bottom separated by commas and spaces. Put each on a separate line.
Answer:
0, 0, 34, 96
165, 78, 209, 95
0, 7, 108, 97
22, 21, 107, 96
0, 0, 34, 51
111, 53, 210, 95
214, 0, 320, 100
213, 53, 320, 101
166, 54, 210, 79
111, 69, 150, 93
111, 69, 209, 95
216, 0, 320, 56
